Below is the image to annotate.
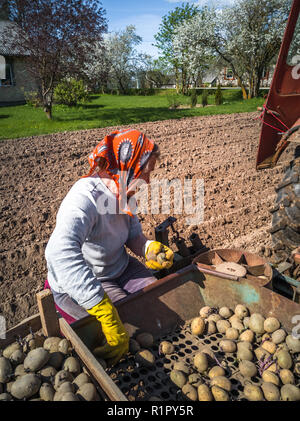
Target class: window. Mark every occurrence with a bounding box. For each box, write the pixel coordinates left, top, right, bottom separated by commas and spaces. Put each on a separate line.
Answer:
0, 60, 13, 86
224, 68, 234, 80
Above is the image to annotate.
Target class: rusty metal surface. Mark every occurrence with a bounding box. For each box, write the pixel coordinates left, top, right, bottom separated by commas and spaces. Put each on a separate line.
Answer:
256, 0, 300, 169
193, 248, 273, 289
106, 322, 300, 402
71, 257, 300, 400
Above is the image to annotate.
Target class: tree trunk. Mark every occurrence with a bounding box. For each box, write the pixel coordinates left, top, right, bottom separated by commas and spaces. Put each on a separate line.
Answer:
175, 65, 179, 93
236, 76, 248, 100
44, 105, 52, 120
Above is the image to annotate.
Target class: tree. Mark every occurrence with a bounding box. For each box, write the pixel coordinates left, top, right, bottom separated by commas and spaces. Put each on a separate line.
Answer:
101, 25, 144, 94
154, 3, 200, 93
172, 0, 291, 99
137, 56, 173, 89
221, 0, 291, 98
172, 7, 215, 94
4, 0, 107, 118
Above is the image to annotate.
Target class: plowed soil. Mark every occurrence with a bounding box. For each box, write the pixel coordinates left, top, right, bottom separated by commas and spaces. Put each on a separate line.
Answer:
0, 112, 295, 329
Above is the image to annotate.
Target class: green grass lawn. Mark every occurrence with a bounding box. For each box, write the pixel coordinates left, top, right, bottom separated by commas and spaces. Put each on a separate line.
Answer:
0, 90, 265, 140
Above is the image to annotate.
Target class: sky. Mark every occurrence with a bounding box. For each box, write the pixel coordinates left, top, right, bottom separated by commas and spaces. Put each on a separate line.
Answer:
100, 0, 235, 58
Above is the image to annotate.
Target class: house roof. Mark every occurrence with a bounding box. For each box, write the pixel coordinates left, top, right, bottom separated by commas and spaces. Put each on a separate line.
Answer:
202, 69, 219, 84
0, 20, 29, 56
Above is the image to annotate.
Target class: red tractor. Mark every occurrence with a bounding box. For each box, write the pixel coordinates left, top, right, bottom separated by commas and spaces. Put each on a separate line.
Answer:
257, 0, 300, 263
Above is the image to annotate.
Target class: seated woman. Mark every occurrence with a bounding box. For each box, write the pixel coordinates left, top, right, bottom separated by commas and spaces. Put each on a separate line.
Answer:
45, 129, 174, 365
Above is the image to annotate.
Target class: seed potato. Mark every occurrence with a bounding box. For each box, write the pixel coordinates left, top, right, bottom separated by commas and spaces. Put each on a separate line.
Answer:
77, 382, 100, 401
159, 341, 174, 355
271, 329, 286, 344
239, 330, 254, 343
199, 306, 212, 319
15, 364, 26, 378
261, 382, 280, 401
135, 350, 155, 367
239, 360, 257, 378
279, 369, 295, 385
249, 313, 265, 335
226, 328, 239, 340
23, 334, 45, 353
280, 384, 300, 401
188, 373, 203, 387
244, 384, 264, 401
208, 366, 226, 379
170, 370, 187, 389
0, 392, 13, 401
277, 350, 292, 369
63, 356, 81, 377
58, 339, 72, 355
261, 340, 276, 354
191, 317, 206, 336
243, 317, 250, 329
129, 339, 141, 354
136, 333, 154, 349
207, 314, 222, 323
54, 370, 74, 390
60, 392, 80, 401
197, 384, 213, 401
235, 304, 249, 320
231, 319, 244, 332
39, 382, 55, 401
9, 350, 25, 366
211, 376, 231, 392
219, 340, 236, 353
11, 373, 41, 399
3, 342, 22, 359
216, 320, 231, 334
24, 347, 50, 372
0, 357, 13, 383
73, 372, 92, 390
47, 352, 64, 370
207, 321, 217, 335
264, 317, 280, 333
211, 385, 230, 401
173, 361, 191, 375
193, 352, 208, 373
38, 365, 57, 384
219, 307, 233, 319
43, 337, 62, 353
182, 383, 197, 401
285, 335, 300, 353
261, 371, 280, 386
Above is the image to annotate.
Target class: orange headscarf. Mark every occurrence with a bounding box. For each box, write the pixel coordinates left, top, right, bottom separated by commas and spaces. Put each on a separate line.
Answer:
83, 129, 154, 216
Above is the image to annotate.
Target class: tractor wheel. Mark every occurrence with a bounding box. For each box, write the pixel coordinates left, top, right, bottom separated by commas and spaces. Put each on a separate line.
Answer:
269, 152, 300, 262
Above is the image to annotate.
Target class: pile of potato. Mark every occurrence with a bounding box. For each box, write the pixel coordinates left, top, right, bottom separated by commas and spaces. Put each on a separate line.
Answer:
0, 333, 101, 401
128, 305, 300, 401
179, 305, 300, 401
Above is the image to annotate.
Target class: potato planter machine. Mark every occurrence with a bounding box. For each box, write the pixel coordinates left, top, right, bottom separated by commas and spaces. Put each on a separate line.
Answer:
1, 232, 300, 401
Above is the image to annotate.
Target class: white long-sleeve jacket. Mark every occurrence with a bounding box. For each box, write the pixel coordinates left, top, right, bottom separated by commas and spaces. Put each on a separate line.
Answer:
45, 174, 142, 310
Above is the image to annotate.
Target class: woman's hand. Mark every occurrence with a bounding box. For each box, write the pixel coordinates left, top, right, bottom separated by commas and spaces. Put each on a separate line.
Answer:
145, 241, 174, 271
87, 293, 129, 366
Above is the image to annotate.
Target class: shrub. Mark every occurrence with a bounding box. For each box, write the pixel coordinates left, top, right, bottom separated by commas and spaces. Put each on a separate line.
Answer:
189, 90, 198, 108
22, 89, 42, 107
202, 90, 208, 107
54, 78, 89, 106
215, 84, 223, 105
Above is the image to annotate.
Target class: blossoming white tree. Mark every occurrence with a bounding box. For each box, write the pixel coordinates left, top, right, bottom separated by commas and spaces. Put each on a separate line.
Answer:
173, 0, 291, 98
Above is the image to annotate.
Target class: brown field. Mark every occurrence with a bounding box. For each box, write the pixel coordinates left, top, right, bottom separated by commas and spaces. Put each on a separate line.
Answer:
0, 111, 294, 329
